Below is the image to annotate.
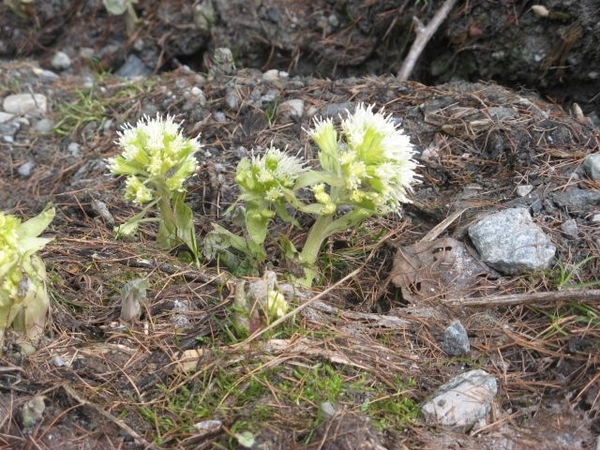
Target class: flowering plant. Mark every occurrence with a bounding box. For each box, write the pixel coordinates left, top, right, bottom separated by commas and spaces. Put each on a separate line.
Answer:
0, 207, 55, 351
207, 103, 418, 287
107, 114, 201, 263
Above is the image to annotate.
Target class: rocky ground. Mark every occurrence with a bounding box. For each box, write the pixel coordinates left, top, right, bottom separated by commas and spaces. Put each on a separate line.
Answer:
1, 1, 600, 449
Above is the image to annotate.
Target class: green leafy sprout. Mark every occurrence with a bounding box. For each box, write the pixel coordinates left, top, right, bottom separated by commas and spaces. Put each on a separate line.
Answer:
0, 207, 55, 353
207, 103, 419, 287
107, 114, 201, 263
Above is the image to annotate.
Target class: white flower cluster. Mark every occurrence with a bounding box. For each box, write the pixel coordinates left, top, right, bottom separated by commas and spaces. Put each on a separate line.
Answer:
310, 103, 418, 214
235, 146, 306, 203
107, 114, 201, 204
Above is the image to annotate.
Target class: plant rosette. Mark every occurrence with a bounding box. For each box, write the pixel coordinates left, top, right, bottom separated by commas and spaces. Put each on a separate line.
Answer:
206, 103, 419, 287
296, 103, 419, 286
107, 114, 202, 263
0, 207, 55, 352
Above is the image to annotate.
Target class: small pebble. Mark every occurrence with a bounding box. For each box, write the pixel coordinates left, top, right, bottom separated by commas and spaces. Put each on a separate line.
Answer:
18, 161, 35, 178
67, 142, 82, 157
50, 355, 65, 367
516, 184, 534, 197
328, 14, 340, 27
560, 219, 578, 239
0, 121, 20, 143
583, 154, 600, 181
213, 111, 226, 122
320, 401, 336, 418
278, 99, 304, 120
262, 69, 280, 82
225, 88, 241, 110
442, 319, 470, 356
0, 112, 14, 123
34, 118, 55, 133
3, 93, 47, 116
51, 51, 72, 71
33, 68, 60, 83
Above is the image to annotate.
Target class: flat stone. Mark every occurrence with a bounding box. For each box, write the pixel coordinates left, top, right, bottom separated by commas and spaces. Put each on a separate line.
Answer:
560, 219, 578, 239
583, 153, 600, 181
17, 161, 35, 177
553, 188, 600, 212
516, 184, 534, 197
115, 54, 151, 78
442, 320, 470, 356
468, 208, 556, 275
51, 51, 72, 70
34, 118, 54, 133
262, 69, 280, 82
3, 93, 47, 117
421, 369, 497, 431
0, 112, 14, 123
278, 98, 304, 120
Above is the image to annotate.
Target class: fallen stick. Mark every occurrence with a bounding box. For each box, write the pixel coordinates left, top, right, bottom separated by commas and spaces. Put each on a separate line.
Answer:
397, 0, 458, 82
442, 289, 600, 307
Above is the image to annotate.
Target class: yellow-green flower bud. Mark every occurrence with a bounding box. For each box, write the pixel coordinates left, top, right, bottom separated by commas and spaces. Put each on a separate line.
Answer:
266, 289, 287, 319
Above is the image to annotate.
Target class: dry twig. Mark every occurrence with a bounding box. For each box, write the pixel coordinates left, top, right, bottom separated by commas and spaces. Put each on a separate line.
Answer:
443, 289, 600, 307
397, 0, 458, 82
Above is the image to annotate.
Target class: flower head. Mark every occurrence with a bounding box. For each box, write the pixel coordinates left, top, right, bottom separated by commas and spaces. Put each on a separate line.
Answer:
107, 114, 201, 200
338, 103, 418, 212
235, 146, 306, 203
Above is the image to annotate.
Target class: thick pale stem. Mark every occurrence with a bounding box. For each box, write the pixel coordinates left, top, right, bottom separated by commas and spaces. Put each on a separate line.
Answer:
297, 213, 334, 287
296, 207, 372, 288
155, 183, 178, 248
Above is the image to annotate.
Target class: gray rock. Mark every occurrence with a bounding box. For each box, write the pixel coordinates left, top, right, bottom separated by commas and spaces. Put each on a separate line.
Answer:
278, 99, 304, 120
35, 69, 60, 82
553, 188, 600, 212
51, 51, 71, 70
34, 118, 54, 133
468, 208, 556, 275
262, 69, 280, 82
66, 142, 82, 157
224, 88, 241, 110
3, 93, 47, 117
17, 161, 35, 177
442, 320, 470, 356
0, 121, 20, 142
0, 112, 14, 123
516, 184, 534, 197
261, 89, 279, 104
560, 219, 578, 240
421, 369, 497, 431
583, 154, 600, 181
320, 401, 336, 418
213, 111, 226, 123
115, 54, 151, 78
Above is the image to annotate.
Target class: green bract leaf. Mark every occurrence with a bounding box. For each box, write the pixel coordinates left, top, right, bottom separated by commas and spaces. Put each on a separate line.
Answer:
173, 195, 199, 264
0, 208, 54, 351
102, 0, 127, 15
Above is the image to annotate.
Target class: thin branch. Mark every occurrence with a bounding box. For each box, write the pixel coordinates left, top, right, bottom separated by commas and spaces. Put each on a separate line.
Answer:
442, 289, 600, 307
397, 0, 458, 82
